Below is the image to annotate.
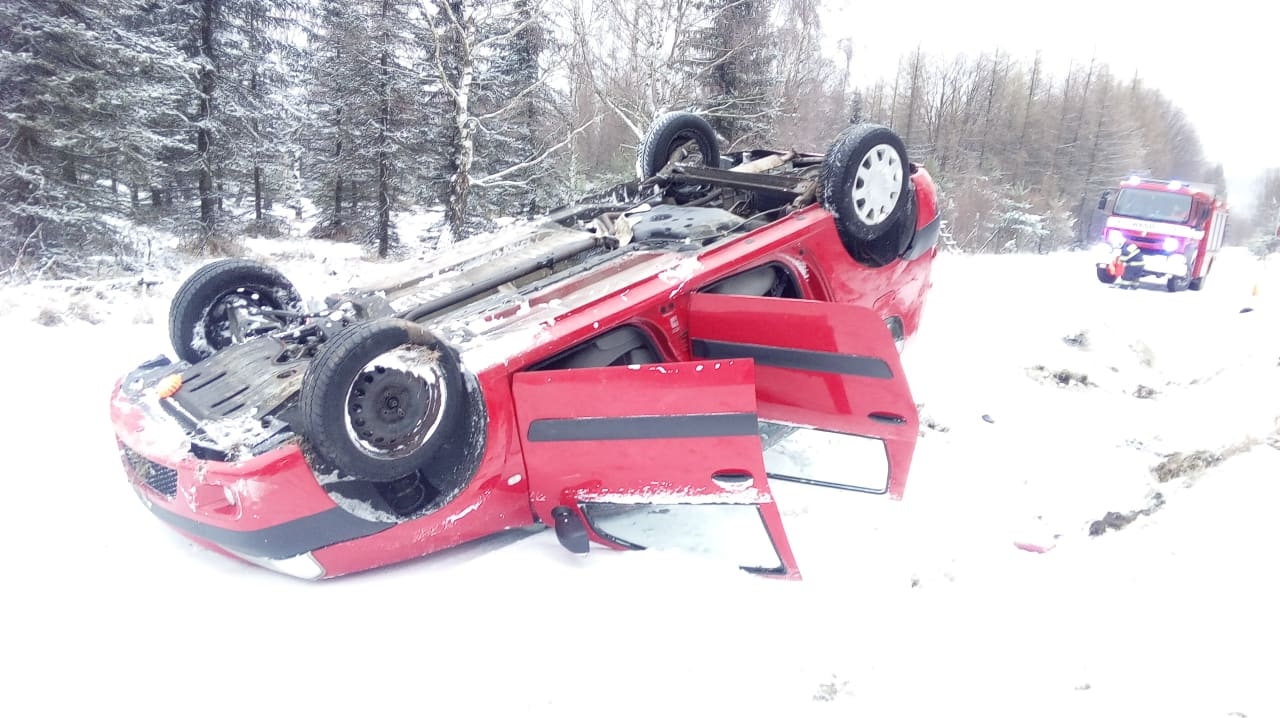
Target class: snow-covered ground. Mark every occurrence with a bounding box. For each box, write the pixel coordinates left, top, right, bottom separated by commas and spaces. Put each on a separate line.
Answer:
2, 237, 1278, 717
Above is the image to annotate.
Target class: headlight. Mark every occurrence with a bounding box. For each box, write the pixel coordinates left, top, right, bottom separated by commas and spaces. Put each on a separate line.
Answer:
1107, 230, 1126, 247
1162, 237, 1180, 252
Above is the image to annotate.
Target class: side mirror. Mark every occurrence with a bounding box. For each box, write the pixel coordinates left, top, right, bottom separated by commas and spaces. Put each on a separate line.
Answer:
1097, 190, 1111, 210
551, 506, 589, 554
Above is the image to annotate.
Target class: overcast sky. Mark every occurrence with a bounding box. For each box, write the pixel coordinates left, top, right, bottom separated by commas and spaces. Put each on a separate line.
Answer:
823, 0, 1275, 211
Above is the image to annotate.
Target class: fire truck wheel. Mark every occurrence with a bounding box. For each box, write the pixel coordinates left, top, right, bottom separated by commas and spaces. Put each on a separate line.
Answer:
169, 258, 304, 364
299, 318, 467, 483
636, 111, 721, 180
1190, 261, 1211, 291
820, 123, 913, 263
1166, 274, 1191, 292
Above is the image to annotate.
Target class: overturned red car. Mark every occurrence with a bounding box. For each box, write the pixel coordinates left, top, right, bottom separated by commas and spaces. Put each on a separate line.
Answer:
110, 112, 942, 579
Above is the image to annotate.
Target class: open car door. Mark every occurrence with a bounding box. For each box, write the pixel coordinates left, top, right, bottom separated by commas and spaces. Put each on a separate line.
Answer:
687, 293, 919, 498
511, 359, 800, 578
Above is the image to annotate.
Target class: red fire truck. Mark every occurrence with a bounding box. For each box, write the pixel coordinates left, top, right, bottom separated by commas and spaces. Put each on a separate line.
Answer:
1094, 176, 1228, 291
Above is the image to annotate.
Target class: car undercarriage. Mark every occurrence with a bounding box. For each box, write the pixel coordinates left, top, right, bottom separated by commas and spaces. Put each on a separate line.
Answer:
110, 110, 941, 579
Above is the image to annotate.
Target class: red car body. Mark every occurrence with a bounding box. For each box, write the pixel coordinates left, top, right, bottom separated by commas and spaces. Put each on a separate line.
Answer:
111, 139, 940, 581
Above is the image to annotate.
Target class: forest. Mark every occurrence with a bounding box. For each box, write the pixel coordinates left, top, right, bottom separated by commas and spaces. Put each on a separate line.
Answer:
2, 0, 1272, 279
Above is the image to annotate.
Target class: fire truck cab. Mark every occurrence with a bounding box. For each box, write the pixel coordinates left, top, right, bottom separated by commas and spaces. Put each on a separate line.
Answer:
1094, 176, 1228, 291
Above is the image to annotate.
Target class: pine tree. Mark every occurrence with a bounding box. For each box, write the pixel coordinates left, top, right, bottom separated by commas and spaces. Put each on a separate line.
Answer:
303, 0, 418, 256
470, 0, 553, 217
217, 0, 302, 226
300, 0, 366, 232
695, 0, 777, 147
0, 0, 190, 275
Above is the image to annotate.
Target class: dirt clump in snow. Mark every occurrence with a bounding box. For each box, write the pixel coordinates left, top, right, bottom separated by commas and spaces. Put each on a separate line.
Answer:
812, 675, 853, 702
1062, 330, 1090, 349
1152, 450, 1224, 482
1152, 437, 1260, 484
1132, 384, 1158, 399
67, 299, 103, 324
1095, 438, 1264, 536
35, 307, 63, 326
916, 404, 950, 434
1089, 492, 1166, 536
1027, 364, 1095, 388
35, 299, 102, 326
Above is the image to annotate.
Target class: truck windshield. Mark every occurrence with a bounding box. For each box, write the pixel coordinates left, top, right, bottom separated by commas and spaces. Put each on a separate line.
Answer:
1113, 188, 1192, 224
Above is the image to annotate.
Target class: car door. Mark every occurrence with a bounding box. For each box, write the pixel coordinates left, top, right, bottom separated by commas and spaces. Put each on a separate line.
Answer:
687, 292, 919, 498
511, 358, 801, 577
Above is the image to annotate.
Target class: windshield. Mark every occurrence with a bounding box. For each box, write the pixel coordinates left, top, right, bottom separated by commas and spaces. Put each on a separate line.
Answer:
1113, 188, 1192, 224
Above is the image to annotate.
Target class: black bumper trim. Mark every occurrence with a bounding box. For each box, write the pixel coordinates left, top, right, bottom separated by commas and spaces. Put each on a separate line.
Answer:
903, 213, 941, 261
142, 499, 394, 560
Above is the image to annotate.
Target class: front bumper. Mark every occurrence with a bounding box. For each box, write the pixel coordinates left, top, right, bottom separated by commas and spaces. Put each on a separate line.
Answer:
111, 364, 395, 578
1094, 248, 1188, 278
1135, 252, 1188, 277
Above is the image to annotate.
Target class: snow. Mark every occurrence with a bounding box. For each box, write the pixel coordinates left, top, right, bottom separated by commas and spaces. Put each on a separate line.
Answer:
444, 500, 482, 525
658, 255, 703, 284
3, 237, 1280, 717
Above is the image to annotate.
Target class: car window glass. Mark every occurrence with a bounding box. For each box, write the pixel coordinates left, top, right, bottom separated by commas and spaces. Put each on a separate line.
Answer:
579, 503, 783, 572
760, 420, 889, 493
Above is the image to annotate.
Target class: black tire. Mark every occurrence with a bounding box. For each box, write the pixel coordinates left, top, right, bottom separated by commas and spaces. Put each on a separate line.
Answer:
636, 111, 721, 179
1166, 273, 1190, 292
1097, 266, 1117, 284
1190, 261, 1210, 291
820, 124, 912, 248
843, 183, 917, 268
298, 318, 466, 483
169, 258, 304, 364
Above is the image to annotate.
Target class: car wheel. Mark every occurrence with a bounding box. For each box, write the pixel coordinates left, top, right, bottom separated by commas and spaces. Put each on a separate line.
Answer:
842, 184, 917, 268
1166, 273, 1191, 292
636, 111, 721, 180
1096, 266, 1117, 284
1190, 261, 1210, 291
169, 258, 304, 364
820, 123, 913, 263
298, 318, 467, 483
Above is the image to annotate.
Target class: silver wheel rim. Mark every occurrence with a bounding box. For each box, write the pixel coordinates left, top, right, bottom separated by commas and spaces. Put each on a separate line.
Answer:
852, 143, 903, 226
342, 346, 449, 461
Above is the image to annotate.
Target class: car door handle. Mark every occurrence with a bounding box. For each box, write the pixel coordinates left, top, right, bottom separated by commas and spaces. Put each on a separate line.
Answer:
868, 411, 907, 425
711, 471, 753, 485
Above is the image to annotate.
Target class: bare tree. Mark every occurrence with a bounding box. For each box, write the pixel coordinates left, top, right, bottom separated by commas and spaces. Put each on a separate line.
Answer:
424, 0, 596, 241
1014, 51, 1042, 182
976, 50, 1006, 174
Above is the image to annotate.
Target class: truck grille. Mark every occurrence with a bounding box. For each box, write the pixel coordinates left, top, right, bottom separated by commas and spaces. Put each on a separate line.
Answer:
120, 444, 179, 498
